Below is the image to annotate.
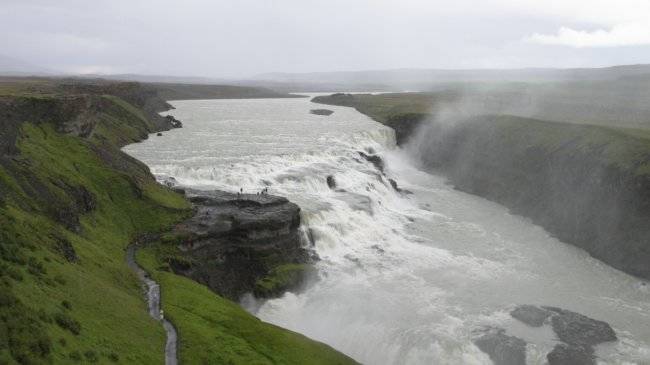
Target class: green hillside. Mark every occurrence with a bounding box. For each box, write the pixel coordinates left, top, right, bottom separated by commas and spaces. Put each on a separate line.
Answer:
0, 82, 356, 364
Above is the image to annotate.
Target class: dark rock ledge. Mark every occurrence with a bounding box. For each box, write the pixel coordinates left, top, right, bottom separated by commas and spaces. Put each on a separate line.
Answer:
473, 305, 617, 365
310, 109, 334, 116
160, 188, 315, 301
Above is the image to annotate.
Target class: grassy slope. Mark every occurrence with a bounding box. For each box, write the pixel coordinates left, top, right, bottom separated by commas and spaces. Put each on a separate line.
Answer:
1, 83, 357, 364
0, 113, 190, 363
314, 92, 650, 278
312, 92, 650, 175
0, 77, 302, 101
150, 83, 304, 100
137, 248, 356, 365
312, 93, 436, 124
474, 115, 650, 177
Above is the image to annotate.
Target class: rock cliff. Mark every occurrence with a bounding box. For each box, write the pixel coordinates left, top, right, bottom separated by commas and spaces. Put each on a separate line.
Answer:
159, 189, 313, 300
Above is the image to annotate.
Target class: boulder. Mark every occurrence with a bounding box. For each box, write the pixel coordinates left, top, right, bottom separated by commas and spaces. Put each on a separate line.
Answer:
547, 344, 595, 365
164, 115, 183, 128
510, 305, 552, 327
310, 109, 334, 116
510, 305, 617, 365
473, 327, 527, 365
542, 306, 617, 346
326, 175, 337, 189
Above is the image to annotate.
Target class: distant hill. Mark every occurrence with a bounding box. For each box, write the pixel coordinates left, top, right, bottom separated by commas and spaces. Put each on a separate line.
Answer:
256, 64, 650, 91
0, 76, 302, 100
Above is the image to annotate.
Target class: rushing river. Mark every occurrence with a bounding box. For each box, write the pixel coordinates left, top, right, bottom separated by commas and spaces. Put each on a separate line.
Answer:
124, 95, 650, 364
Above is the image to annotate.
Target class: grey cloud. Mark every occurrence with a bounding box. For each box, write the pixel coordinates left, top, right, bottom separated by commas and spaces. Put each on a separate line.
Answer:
1, 0, 649, 77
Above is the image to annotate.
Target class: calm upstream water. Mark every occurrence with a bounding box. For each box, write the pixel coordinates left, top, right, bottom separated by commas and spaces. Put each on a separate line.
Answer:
124, 95, 650, 364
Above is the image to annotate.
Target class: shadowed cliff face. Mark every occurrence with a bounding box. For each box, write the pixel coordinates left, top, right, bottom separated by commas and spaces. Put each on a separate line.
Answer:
407, 113, 650, 279
163, 189, 313, 301
313, 91, 650, 279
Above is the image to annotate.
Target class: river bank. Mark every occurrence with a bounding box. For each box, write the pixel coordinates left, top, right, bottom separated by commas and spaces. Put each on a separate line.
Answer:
0, 78, 354, 364
125, 95, 650, 364
313, 93, 650, 280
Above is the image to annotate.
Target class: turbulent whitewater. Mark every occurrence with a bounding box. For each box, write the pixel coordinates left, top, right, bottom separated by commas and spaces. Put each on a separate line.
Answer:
124, 96, 650, 364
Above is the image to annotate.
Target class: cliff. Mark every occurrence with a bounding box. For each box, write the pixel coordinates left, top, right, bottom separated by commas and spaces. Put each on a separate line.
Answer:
0, 80, 355, 364
313, 93, 650, 280
156, 189, 314, 301
418, 115, 650, 279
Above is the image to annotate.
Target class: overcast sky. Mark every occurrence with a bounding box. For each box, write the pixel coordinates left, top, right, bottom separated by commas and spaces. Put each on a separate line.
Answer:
2, 0, 650, 78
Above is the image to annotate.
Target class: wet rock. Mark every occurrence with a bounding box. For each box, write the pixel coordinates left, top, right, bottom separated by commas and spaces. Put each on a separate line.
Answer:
510, 304, 552, 327
358, 151, 385, 173
326, 175, 337, 189
510, 305, 616, 365
547, 343, 595, 365
542, 306, 617, 346
170, 189, 313, 300
473, 327, 526, 365
389, 178, 399, 191
162, 176, 178, 188
156, 132, 163, 136
164, 115, 183, 128
310, 109, 334, 116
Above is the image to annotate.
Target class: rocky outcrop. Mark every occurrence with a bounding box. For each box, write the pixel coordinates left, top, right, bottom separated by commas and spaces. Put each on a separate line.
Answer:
310, 109, 334, 116
358, 151, 385, 173
543, 306, 617, 347
326, 175, 337, 189
509, 304, 552, 327
164, 189, 313, 300
383, 113, 428, 145
163, 115, 182, 128
412, 115, 650, 279
473, 327, 526, 365
509, 305, 617, 365
546, 343, 594, 365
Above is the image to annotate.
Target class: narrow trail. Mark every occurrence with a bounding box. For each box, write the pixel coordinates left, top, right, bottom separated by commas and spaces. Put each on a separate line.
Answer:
126, 245, 178, 365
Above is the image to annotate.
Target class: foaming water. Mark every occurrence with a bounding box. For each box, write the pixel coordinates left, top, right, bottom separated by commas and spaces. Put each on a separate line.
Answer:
124, 96, 650, 364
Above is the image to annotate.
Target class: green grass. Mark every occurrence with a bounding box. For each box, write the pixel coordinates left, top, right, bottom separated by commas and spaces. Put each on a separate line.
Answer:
136, 247, 357, 365
478, 115, 650, 177
0, 97, 190, 363
1, 87, 357, 364
313, 93, 437, 124
254, 264, 311, 298
313, 93, 650, 177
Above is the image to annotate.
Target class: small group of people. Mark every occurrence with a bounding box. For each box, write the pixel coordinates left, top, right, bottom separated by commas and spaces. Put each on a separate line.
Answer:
236, 187, 270, 196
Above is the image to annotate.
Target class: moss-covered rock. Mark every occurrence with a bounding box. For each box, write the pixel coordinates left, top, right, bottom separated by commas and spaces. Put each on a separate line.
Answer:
254, 263, 313, 298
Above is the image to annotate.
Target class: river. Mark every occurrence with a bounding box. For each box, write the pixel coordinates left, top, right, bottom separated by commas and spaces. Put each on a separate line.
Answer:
123, 95, 650, 364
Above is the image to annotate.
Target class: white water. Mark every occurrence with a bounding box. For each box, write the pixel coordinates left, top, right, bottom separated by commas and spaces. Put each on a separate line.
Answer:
124, 96, 650, 364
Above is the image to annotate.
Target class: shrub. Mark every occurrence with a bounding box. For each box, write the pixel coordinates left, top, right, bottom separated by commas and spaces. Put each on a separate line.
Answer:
84, 350, 98, 362
26, 257, 46, 276
108, 352, 119, 362
69, 351, 81, 361
54, 312, 81, 335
